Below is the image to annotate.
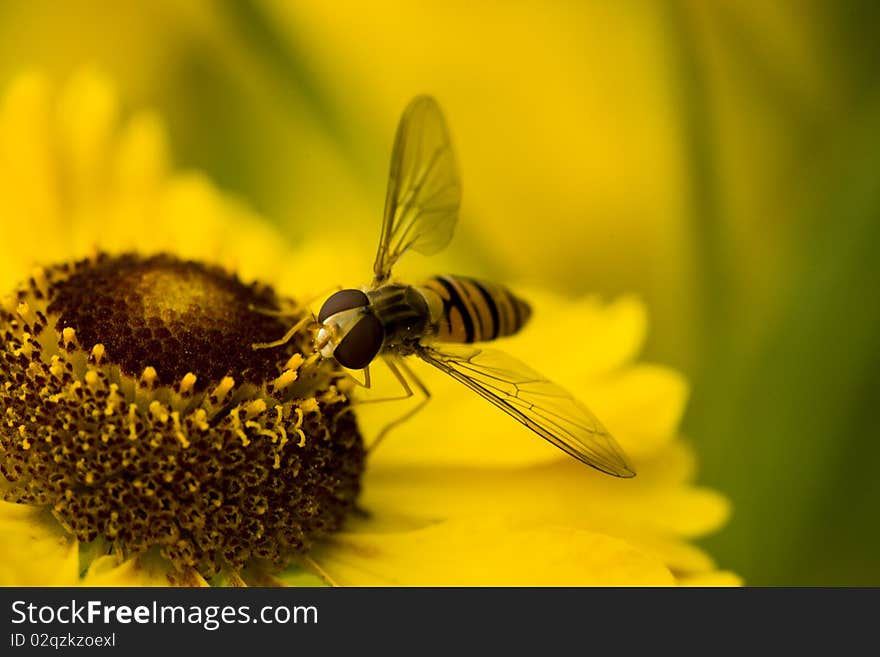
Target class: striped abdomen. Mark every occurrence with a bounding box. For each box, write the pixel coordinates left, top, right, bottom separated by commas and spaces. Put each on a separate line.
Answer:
418, 275, 532, 344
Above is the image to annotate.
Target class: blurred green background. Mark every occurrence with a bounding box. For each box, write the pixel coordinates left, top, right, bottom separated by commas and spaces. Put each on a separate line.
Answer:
1, 0, 877, 585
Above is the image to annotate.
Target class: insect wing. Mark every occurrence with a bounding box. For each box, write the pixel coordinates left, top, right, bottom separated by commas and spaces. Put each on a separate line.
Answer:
419, 345, 636, 477
373, 95, 461, 285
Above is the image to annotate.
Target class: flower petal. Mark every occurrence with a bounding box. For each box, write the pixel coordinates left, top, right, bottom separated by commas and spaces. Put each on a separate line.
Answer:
57, 70, 118, 219
83, 555, 210, 586
0, 72, 66, 283
583, 364, 689, 459
677, 571, 744, 587
80, 555, 178, 586
361, 443, 729, 539
310, 517, 675, 586
113, 111, 169, 197
515, 292, 649, 379
0, 503, 79, 585
626, 535, 717, 575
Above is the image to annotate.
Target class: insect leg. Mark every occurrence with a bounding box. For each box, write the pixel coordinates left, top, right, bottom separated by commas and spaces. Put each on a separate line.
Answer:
250, 284, 345, 317
343, 366, 372, 388
331, 359, 431, 449
247, 303, 299, 319
250, 285, 345, 349
368, 358, 431, 453
347, 360, 412, 406
251, 314, 314, 350
332, 360, 404, 426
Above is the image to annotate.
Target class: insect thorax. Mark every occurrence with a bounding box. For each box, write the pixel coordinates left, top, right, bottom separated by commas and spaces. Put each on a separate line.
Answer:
366, 284, 435, 353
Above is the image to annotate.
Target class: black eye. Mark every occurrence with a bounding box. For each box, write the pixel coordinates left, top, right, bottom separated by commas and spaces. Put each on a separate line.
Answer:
318, 289, 369, 323
334, 315, 384, 369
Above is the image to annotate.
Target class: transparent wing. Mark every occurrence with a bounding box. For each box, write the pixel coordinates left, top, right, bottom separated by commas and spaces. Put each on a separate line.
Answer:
419, 345, 636, 478
372, 95, 461, 285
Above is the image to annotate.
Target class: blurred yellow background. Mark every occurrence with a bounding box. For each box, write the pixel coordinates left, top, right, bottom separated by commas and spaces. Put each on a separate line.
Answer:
0, 0, 876, 585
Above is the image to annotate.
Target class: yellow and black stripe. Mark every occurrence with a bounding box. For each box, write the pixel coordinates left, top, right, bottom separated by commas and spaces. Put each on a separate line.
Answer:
420, 275, 532, 344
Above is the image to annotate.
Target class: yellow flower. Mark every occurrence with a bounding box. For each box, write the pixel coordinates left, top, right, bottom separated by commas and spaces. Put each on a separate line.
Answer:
0, 71, 738, 586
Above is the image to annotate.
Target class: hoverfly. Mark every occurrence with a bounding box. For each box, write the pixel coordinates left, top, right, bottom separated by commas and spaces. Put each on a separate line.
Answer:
265, 96, 634, 478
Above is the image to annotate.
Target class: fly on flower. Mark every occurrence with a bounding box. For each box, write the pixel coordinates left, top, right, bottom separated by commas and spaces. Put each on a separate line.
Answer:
257, 96, 635, 478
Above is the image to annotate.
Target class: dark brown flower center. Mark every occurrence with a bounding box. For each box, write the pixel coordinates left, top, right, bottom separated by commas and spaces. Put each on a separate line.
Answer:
0, 253, 365, 583
47, 253, 292, 390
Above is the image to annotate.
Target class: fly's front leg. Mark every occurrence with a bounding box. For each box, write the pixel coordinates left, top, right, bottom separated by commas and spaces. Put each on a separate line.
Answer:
368, 358, 431, 453
348, 366, 372, 389
330, 363, 382, 425
250, 285, 344, 350
247, 304, 299, 319
251, 314, 314, 350
333, 358, 431, 451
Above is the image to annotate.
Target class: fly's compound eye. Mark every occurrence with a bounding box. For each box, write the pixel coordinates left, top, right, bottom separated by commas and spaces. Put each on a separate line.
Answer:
334, 314, 384, 369
318, 289, 370, 323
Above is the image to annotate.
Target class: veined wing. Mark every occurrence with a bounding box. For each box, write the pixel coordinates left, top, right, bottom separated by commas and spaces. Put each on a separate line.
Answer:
372, 95, 461, 285
419, 345, 636, 478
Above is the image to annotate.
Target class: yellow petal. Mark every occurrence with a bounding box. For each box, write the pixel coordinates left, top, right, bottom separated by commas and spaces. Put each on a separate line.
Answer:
361, 442, 729, 540
677, 571, 744, 587
114, 111, 169, 196
57, 70, 118, 220
311, 517, 675, 586
278, 237, 370, 299
0, 503, 79, 586
511, 292, 648, 379
80, 554, 177, 586
277, 569, 326, 587
583, 364, 689, 459
218, 205, 295, 286
0, 72, 65, 280
634, 438, 699, 484
625, 535, 717, 575
149, 174, 223, 257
